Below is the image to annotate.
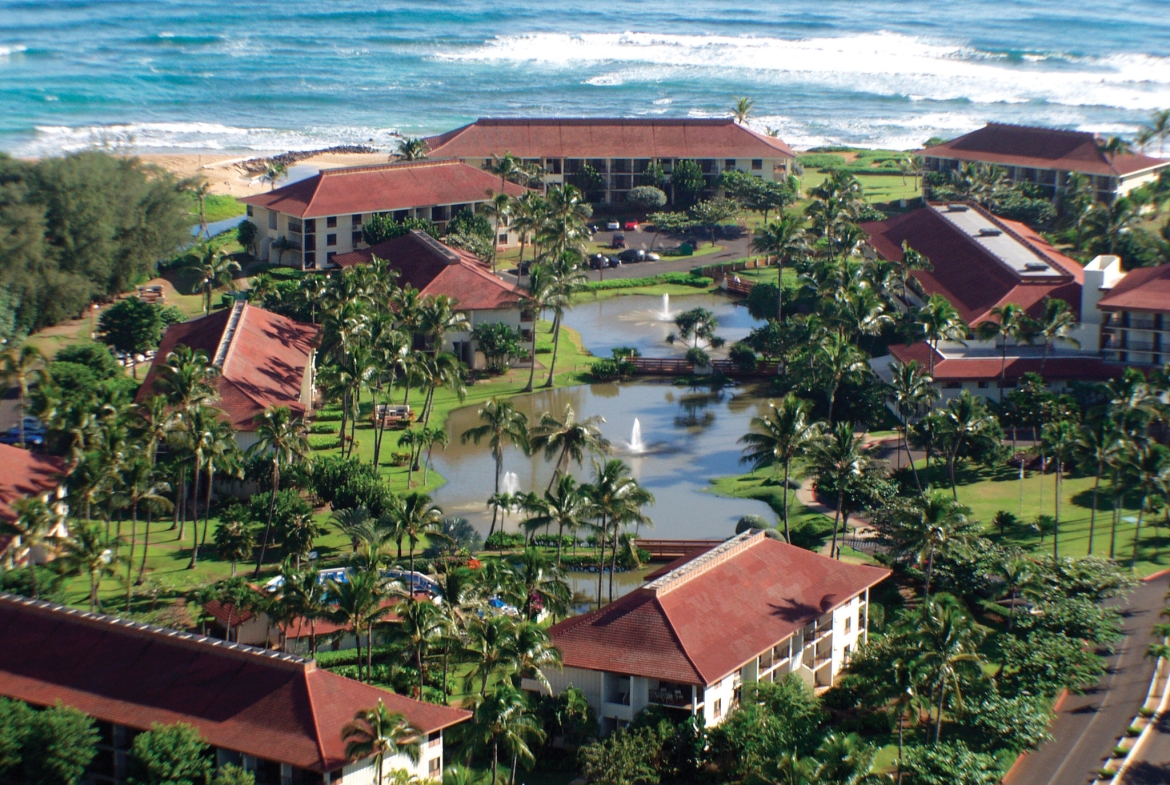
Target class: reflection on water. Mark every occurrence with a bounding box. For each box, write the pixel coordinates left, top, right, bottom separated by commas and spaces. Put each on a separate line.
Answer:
431, 380, 777, 539
561, 292, 761, 359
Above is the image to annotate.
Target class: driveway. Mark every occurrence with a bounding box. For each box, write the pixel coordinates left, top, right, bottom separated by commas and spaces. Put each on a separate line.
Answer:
1004, 573, 1168, 785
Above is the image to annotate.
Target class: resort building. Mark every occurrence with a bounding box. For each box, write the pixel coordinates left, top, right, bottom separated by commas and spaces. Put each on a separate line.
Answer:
921, 123, 1169, 202
534, 531, 889, 735
861, 202, 1115, 398
137, 302, 320, 449
1095, 260, 1170, 367
333, 230, 529, 369
240, 160, 526, 269
0, 444, 67, 568
0, 593, 470, 784
423, 117, 795, 204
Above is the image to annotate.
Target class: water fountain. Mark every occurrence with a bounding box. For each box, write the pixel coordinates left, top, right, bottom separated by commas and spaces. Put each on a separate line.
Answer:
502, 471, 520, 496
659, 293, 672, 320
628, 418, 646, 454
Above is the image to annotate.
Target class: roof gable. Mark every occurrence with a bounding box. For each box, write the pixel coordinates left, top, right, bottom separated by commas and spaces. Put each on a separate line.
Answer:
240, 160, 525, 219
1098, 264, 1170, 313
425, 118, 795, 160
0, 445, 65, 522
923, 123, 1168, 177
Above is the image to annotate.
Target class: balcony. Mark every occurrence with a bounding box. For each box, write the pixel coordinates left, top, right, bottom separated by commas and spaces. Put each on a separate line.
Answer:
802, 651, 832, 670
648, 688, 693, 709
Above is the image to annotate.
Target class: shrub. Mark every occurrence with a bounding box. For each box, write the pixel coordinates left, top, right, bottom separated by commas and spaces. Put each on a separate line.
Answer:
584, 273, 711, 291
485, 531, 526, 550
127, 722, 212, 785
729, 343, 757, 372
312, 411, 342, 422
307, 435, 338, 450
1127, 725, 1143, 737
1113, 745, 1129, 757
1140, 707, 1156, 718
308, 422, 336, 434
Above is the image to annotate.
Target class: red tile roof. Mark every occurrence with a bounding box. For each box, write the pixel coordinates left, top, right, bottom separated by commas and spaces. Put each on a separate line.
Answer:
425, 118, 795, 161
205, 598, 407, 639
0, 594, 469, 773
549, 533, 888, 685
239, 160, 526, 219
861, 205, 1083, 326
332, 231, 525, 311
0, 444, 65, 522
922, 123, 1168, 178
888, 342, 1118, 381
137, 304, 319, 432
1097, 264, 1170, 313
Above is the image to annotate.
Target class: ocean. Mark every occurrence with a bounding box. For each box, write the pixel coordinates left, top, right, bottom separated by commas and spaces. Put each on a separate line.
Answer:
2, 0, 1170, 157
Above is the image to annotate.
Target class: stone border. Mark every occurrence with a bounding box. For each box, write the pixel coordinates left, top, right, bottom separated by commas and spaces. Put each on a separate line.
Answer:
1093, 638, 1170, 783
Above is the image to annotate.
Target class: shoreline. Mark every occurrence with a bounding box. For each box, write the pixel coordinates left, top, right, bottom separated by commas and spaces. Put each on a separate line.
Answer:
133, 150, 398, 197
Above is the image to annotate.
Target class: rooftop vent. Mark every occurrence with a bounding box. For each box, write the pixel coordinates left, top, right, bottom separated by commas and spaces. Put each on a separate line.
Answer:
946, 204, 969, 212
1024, 261, 1049, 271
978, 228, 1003, 237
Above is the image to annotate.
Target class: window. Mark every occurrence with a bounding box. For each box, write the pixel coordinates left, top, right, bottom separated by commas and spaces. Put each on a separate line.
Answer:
246, 205, 253, 216
304, 252, 316, 267
844, 616, 852, 634
326, 251, 336, 264
352, 214, 363, 226
725, 158, 737, 170
944, 381, 961, 389
304, 218, 316, 233
498, 233, 508, 244
326, 216, 337, 228
352, 231, 363, 246
977, 380, 990, 389
429, 758, 441, 776
267, 212, 277, 230
713, 699, 722, 717
326, 233, 337, 246
752, 159, 763, 170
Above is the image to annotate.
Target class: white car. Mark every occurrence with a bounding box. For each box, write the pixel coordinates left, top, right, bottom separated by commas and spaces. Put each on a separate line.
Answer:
605, 220, 621, 231
645, 252, 661, 261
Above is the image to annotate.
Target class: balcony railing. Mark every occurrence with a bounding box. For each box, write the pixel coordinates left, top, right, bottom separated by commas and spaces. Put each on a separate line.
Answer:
802, 652, 832, 670
648, 688, 692, 708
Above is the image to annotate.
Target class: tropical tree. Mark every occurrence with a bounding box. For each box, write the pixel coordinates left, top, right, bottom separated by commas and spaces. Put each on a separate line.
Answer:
902, 594, 985, 743
185, 244, 241, 315
478, 192, 513, 271
939, 392, 998, 498
522, 264, 556, 393
731, 96, 755, 124
1033, 297, 1080, 376
213, 516, 255, 577
56, 522, 120, 612
1075, 415, 1122, 556
398, 492, 446, 576
975, 303, 1032, 403
2, 498, 59, 599
739, 394, 819, 542
1124, 444, 1170, 568
807, 422, 871, 559
396, 137, 429, 161
342, 700, 422, 785
187, 177, 213, 239
813, 332, 868, 424
531, 404, 612, 493
1142, 109, 1170, 155
521, 474, 590, 564
887, 360, 938, 492
752, 213, 808, 322
261, 161, 287, 191
469, 684, 546, 785
329, 570, 394, 682
249, 406, 309, 577
392, 597, 448, 699
116, 459, 172, 609
1041, 419, 1080, 558
461, 399, 529, 536
893, 491, 974, 597
542, 253, 588, 388
912, 294, 967, 381
0, 344, 45, 448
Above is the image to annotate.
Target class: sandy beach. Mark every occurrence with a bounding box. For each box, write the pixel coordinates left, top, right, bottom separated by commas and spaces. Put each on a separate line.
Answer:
136, 151, 396, 197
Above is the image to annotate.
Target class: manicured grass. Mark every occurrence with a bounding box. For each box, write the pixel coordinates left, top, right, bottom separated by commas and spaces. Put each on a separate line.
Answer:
189, 193, 245, 224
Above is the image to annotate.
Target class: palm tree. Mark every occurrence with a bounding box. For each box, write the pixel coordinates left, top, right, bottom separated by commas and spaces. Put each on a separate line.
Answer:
395, 137, 429, 161
542, 253, 588, 389
478, 192, 513, 271
530, 404, 611, 493
887, 361, 938, 493
0, 344, 45, 448
488, 152, 528, 196
939, 391, 997, 498
996, 556, 1037, 631
976, 302, 1031, 403
470, 684, 546, 785
1142, 109, 1170, 155
731, 96, 755, 124
739, 394, 820, 542
807, 422, 870, 559
56, 522, 121, 612
903, 594, 985, 743
1099, 135, 1134, 160
522, 264, 556, 393
1075, 416, 1122, 555
185, 244, 241, 315
912, 294, 967, 382
815, 332, 869, 424
462, 614, 520, 698
393, 597, 447, 699
503, 548, 572, 621
1034, 297, 1080, 377
752, 213, 808, 322
261, 161, 287, 191
3, 498, 58, 599
895, 491, 973, 597
521, 474, 590, 565
249, 406, 309, 577
814, 733, 878, 785
116, 459, 172, 610
214, 518, 255, 577
192, 418, 240, 571
399, 492, 445, 576
342, 699, 422, 785
461, 399, 529, 536
1124, 444, 1170, 569
329, 570, 392, 682
1041, 418, 1079, 559
187, 177, 213, 239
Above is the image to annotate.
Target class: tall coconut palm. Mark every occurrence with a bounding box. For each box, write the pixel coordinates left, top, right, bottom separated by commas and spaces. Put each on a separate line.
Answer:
1142, 109, 1170, 155
739, 394, 820, 542
186, 244, 242, 315
912, 294, 967, 383
902, 594, 985, 743
530, 404, 612, 493
1041, 418, 1080, 559
329, 570, 393, 682
250, 406, 309, 577
478, 192, 514, 271
187, 177, 213, 239
976, 302, 1031, 403
583, 459, 652, 605
752, 213, 808, 322
2, 498, 59, 599
1034, 297, 1080, 377
392, 597, 448, 699
1124, 444, 1170, 569
461, 399, 529, 536
542, 253, 588, 389
488, 153, 528, 196
807, 422, 870, 559
1075, 416, 1123, 556
996, 556, 1038, 631
193, 418, 241, 571
470, 684, 546, 785
395, 136, 428, 161
939, 391, 998, 499
56, 522, 122, 612
887, 361, 938, 493
521, 474, 590, 565
814, 332, 869, 424
399, 492, 446, 577
342, 699, 422, 785
0, 344, 45, 448
262, 161, 287, 191
116, 459, 172, 610
731, 96, 755, 124
895, 491, 973, 597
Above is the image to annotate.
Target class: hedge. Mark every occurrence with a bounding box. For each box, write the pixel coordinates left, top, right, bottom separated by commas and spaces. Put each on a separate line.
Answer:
584, 273, 712, 291
307, 435, 339, 450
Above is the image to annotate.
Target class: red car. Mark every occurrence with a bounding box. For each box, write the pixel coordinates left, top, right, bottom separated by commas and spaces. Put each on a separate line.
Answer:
623, 220, 639, 231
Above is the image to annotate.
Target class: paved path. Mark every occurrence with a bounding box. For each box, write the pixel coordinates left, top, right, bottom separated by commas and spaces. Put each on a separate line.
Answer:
1004, 574, 1169, 785
1124, 712, 1170, 784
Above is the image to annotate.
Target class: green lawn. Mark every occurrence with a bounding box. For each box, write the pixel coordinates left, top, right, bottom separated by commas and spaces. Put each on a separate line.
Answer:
190, 193, 245, 224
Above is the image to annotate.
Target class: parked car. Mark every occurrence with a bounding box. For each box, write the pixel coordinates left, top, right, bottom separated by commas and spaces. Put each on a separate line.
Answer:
618, 249, 646, 264
645, 251, 661, 261
623, 220, 639, 231
588, 253, 609, 269
606, 256, 622, 268
605, 220, 621, 231
611, 232, 627, 249
0, 418, 46, 447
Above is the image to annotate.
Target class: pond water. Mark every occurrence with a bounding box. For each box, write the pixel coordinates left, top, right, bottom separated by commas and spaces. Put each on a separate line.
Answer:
430, 380, 777, 540
561, 292, 761, 359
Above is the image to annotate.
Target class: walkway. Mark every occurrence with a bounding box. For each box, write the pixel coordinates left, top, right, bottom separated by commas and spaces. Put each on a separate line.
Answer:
1004, 573, 1169, 785
1123, 712, 1170, 784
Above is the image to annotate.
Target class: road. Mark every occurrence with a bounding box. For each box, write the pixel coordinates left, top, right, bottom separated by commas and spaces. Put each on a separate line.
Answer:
1004, 573, 1168, 785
